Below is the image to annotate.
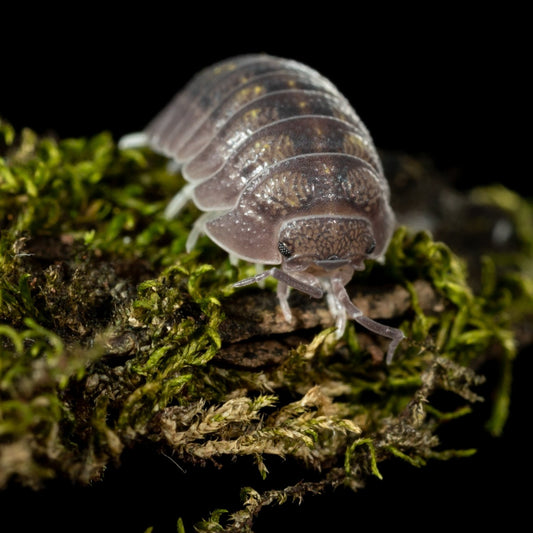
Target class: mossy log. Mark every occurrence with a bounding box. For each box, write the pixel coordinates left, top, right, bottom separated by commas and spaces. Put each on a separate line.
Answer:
1, 118, 531, 532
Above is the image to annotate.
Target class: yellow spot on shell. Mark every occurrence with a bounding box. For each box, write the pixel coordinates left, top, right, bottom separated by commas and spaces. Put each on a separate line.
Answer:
247, 108, 260, 119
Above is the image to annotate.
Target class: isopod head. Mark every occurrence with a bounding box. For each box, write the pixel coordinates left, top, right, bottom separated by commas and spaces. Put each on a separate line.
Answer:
233, 212, 404, 364
277, 216, 377, 272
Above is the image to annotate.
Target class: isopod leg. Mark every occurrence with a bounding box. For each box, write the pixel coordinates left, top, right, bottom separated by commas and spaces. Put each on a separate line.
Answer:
254, 263, 266, 288
332, 279, 404, 364
326, 289, 347, 339
352, 314, 405, 364
234, 268, 323, 299
185, 211, 227, 252
233, 270, 271, 287
276, 280, 292, 322
117, 131, 149, 150
228, 259, 265, 287
164, 182, 196, 219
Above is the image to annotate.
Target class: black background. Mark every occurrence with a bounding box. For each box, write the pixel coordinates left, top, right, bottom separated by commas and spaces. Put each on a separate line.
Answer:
2, 7, 530, 532
3, 8, 528, 195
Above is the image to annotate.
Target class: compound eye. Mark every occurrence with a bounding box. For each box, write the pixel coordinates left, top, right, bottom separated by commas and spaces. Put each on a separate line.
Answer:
278, 241, 292, 258
365, 240, 376, 255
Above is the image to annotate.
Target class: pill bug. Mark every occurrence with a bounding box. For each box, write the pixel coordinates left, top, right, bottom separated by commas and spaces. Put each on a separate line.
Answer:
139, 54, 405, 362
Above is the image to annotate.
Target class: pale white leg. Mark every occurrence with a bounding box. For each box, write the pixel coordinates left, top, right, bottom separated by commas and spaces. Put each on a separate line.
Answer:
164, 183, 195, 219
331, 278, 405, 364
254, 263, 265, 288
234, 268, 323, 321
276, 281, 293, 323
326, 288, 347, 338
117, 131, 149, 150
186, 211, 224, 252
166, 159, 181, 174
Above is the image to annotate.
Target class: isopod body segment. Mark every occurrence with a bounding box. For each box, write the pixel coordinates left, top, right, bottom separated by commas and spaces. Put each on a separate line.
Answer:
142, 54, 405, 362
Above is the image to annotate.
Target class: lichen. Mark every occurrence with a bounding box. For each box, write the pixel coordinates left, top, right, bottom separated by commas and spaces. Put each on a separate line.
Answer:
1, 117, 531, 531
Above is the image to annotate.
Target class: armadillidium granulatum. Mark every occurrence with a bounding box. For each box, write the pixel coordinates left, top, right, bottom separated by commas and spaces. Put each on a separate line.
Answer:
129, 54, 405, 362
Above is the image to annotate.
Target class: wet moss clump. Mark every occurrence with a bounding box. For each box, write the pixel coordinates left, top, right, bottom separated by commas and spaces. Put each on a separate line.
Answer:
1, 118, 531, 531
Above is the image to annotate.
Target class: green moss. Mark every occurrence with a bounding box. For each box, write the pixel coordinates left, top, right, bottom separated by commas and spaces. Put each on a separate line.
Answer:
1, 117, 531, 530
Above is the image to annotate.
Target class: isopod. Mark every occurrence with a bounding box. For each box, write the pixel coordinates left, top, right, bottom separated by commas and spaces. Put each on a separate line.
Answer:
126, 54, 405, 362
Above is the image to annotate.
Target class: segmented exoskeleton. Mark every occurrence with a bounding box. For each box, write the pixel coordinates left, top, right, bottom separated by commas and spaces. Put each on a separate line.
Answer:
136, 54, 404, 362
